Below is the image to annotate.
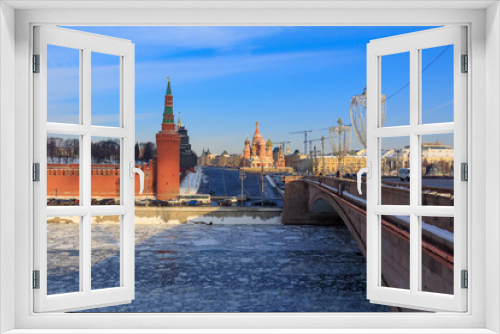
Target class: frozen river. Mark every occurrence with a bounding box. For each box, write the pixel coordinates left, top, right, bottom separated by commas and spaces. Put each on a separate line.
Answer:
47, 217, 389, 313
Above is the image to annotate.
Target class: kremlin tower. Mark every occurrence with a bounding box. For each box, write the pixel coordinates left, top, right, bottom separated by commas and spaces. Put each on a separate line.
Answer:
156, 77, 181, 200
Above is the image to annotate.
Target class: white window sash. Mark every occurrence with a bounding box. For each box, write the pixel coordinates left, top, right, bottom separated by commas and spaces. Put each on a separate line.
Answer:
33, 25, 135, 313
366, 26, 467, 312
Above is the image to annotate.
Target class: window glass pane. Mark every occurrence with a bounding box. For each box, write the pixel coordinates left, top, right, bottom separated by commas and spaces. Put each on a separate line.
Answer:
91, 52, 121, 127
91, 137, 121, 205
421, 216, 454, 294
47, 216, 80, 295
421, 45, 454, 124
47, 45, 80, 124
381, 215, 410, 290
381, 136, 410, 205
421, 133, 454, 206
381, 52, 410, 127
92, 215, 121, 290
47, 133, 80, 206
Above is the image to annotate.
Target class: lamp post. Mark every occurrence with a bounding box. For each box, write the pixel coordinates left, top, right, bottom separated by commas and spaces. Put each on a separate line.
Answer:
261, 164, 265, 200
350, 87, 386, 149
321, 136, 325, 176
239, 169, 246, 206
329, 117, 351, 178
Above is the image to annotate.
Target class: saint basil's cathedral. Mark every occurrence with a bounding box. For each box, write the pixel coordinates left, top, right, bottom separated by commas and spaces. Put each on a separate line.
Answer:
241, 122, 285, 168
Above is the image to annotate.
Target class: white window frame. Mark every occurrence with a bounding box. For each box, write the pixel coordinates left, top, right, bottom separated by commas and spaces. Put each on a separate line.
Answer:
33, 25, 136, 313
0, 2, 498, 333
366, 26, 468, 312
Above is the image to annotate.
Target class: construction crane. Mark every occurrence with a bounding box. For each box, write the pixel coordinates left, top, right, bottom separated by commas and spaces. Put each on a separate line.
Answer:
307, 137, 328, 175
307, 138, 322, 156
274, 141, 291, 153
290, 130, 313, 155
306, 138, 323, 174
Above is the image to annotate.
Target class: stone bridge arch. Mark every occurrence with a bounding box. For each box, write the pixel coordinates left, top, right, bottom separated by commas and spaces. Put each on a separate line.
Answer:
283, 179, 454, 297
283, 180, 368, 255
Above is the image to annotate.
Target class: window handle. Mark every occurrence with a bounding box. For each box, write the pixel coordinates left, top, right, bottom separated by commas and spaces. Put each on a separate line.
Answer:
357, 162, 371, 195
130, 162, 144, 194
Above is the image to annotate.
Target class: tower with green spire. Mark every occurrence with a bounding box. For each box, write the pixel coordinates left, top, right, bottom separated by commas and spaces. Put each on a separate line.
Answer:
162, 76, 175, 131
156, 77, 181, 200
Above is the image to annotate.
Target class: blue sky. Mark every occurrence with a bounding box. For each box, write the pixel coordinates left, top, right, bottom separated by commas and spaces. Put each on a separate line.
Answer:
48, 26, 454, 155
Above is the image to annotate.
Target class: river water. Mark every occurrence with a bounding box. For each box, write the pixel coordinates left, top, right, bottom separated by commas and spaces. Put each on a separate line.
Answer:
47, 212, 389, 312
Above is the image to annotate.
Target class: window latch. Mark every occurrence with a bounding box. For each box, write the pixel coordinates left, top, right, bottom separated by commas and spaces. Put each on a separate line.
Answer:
356, 162, 371, 195
130, 162, 144, 194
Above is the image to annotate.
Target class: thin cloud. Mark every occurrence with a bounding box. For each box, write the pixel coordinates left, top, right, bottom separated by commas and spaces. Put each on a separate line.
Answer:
136, 49, 360, 84
71, 26, 290, 51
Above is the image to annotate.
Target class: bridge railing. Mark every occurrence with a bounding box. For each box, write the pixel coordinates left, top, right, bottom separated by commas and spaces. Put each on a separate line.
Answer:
284, 175, 454, 233
282, 175, 454, 297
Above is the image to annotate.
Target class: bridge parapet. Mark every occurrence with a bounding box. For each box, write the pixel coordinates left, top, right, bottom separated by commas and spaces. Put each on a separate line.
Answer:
285, 175, 454, 232
282, 178, 454, 302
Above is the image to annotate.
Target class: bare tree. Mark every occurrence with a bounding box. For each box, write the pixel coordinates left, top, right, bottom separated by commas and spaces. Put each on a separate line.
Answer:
47, 138, 57, 161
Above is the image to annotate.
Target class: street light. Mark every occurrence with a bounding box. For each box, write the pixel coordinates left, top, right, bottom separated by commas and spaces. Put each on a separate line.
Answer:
350, 87, 386, 148
329, 117, 351, 178
261, 164, 265, 200
239, 169, 246, 205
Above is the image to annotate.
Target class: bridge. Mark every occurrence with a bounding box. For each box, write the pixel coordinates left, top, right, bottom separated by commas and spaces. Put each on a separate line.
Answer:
282, 176, 454, 302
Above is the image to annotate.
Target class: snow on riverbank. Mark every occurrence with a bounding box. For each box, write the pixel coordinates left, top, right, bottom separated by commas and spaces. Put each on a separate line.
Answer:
180, 167, 203, 194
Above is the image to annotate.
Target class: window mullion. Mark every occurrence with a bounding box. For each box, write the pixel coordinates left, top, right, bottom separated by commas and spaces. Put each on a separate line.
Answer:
409, 47, 420, 294
81, 48, 92, 294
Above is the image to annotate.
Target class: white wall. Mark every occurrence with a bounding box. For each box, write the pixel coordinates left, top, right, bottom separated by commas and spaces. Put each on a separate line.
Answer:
485, 2, 500, 333
5, 4, 497, 332
0, 2, 16, 333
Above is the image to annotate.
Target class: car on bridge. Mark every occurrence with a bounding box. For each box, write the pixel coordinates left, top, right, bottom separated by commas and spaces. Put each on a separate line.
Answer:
167, 199, 179, 206
186, 200, 200, 206
98, 198, 115, 205
237, 194, 250, 202
251, 200, 277, 207
135, 199, 152, 206
151, 199, 169, 207
399, 168, 410, 181
218, 199, 233, 206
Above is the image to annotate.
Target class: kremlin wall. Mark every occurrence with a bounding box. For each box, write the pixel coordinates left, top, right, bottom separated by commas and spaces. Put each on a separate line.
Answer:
47, 79, 184, 201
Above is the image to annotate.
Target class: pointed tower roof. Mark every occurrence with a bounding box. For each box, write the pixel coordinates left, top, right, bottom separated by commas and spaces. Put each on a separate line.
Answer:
266, 137, 273, 147
162, 77, 174, 125
254, 122, 261, 137
166, 77, 172, 95
177, 111, 182, 127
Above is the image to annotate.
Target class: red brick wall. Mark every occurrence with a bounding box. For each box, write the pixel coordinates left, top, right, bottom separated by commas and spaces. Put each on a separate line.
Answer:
47, 162, 157, 199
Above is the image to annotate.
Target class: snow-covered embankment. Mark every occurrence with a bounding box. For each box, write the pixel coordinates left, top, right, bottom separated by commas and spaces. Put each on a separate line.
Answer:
179, 167, 203, 194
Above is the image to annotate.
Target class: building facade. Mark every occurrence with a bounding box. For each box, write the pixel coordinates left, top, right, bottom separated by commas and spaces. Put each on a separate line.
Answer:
177, 113, 198, 172
199, 148, 216, 166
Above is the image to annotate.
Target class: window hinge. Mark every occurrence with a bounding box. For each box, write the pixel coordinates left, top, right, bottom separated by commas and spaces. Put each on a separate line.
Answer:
461, 162, 468, 181
461, 270, 468, 289
33, 270, 40, 289
461, 54, 468, 73
33, 54, 40, 73
33, 163, 40, 182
